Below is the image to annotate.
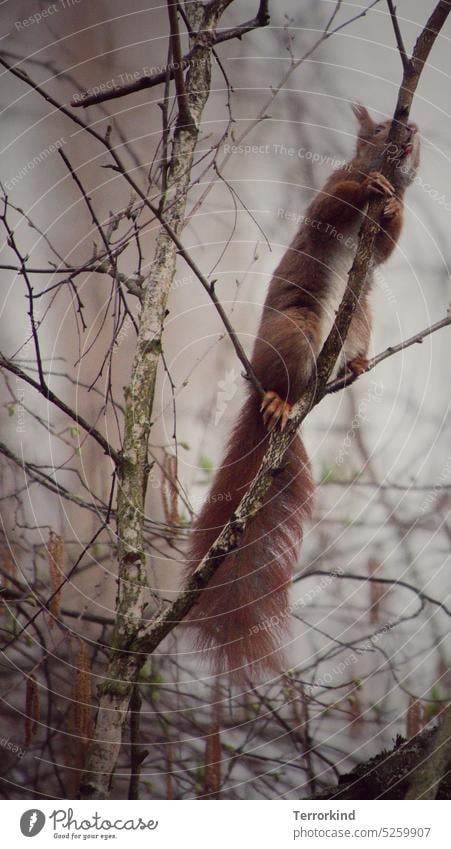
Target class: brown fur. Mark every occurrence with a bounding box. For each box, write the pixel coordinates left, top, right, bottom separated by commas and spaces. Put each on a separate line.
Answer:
184, 105, 419, 682
185, 393, 313, 680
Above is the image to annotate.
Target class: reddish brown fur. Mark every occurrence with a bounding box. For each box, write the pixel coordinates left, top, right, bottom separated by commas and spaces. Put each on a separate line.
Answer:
185, 393, 313, 680
184, 105, 419, 682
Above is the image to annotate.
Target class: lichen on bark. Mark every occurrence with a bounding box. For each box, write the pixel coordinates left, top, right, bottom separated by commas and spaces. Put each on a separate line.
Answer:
80, 0, 231, 799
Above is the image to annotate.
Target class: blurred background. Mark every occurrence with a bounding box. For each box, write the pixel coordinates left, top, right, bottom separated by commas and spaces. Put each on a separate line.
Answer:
0, 0, 449, 799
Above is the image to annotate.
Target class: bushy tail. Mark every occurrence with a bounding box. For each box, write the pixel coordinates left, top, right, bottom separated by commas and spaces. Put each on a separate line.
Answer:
184, 392, 313, 682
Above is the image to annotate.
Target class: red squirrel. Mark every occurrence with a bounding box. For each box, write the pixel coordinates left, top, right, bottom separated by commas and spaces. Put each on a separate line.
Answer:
184, 105, 420, 681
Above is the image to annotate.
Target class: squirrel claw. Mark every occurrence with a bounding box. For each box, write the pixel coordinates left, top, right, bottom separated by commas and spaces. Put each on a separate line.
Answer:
365, 171, 394, 199
347, 355, 369, 376
261, 391, 291, 431
382, 196, 402, 219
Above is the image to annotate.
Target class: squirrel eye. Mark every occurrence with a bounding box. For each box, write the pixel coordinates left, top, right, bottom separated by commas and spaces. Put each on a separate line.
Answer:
374, 124, 385, 134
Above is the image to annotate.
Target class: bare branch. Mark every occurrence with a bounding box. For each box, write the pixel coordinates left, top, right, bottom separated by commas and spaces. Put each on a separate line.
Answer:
79, 0, 242, 800
167, 0, 194, 129
187, 0, 382, 222
294, 570, 451, 619
70, 0, 270, 108
0, 354, 120, 465
405, 705, 451, 798
212, 0, 270, 45
1, 197, 46, 389
386, 0, 410, 71
0, 55, 263, 398
0, 439, 109, 516
325, 314, 451, 394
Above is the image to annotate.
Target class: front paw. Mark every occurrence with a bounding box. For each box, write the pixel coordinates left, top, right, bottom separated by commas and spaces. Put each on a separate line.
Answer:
382, 196, 402, 219
364, 171, 394, 199
260, 391, 291, 432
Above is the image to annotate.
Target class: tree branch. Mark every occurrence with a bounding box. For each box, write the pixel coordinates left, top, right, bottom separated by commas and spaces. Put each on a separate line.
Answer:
71, 0, 269, 108
313, 723, 451, 799
0, 57, 263, 398
386, 0, 410, 71
293, 570, 451, 619
167, 0, 194, 129
405, 705, 451, 799
0, 438, 110, 516
0, 354, 120, 465
325, 314, 451, 394
212, 0, 269, 45
79, 0, 239, 800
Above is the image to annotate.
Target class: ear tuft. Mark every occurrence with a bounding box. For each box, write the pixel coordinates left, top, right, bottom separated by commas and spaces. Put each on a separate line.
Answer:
351, 102, 370, 121
351, 102, 374, 137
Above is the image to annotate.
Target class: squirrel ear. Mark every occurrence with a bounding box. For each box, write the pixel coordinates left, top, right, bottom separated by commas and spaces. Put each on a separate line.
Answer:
351, 102, 375, 137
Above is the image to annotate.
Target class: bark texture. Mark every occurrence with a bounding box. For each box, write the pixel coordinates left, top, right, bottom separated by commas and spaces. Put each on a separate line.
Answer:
80, 0, 232, 799
314, 721, 451, 800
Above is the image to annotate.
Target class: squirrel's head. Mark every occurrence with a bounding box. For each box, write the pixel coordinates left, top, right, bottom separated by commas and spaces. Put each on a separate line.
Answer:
352, 103, 420, 189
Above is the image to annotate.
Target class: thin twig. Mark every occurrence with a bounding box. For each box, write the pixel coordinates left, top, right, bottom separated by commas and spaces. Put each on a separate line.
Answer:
325, 314, 451, 393
293, 570, 451, 619
167, 0, 193, 128
0, 354, 120, 465
0, 56, 263, 398
2, 520, 111, 652
1, 197, 46, 389
70, 0, 270, 108
386, 0, 411, 71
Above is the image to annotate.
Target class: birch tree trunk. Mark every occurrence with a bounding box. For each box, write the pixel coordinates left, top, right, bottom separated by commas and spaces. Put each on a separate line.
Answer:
80, 0, 233, 800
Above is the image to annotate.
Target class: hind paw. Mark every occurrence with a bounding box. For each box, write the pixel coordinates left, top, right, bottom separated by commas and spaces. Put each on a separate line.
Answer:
260, 391, 291, 431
